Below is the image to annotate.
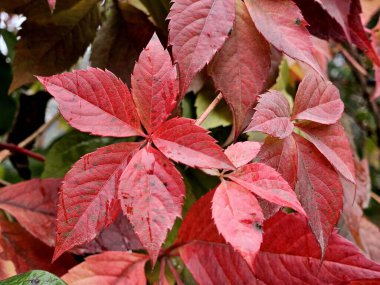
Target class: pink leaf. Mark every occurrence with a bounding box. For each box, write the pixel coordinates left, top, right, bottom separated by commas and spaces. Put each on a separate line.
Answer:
257, 136, 298, 189
118, 147, 185, 264
0, 178, 61, 247
178, 190, 225, 244
152, 117, 234, 170
292, 72, 344, 124
224, 141, 261, 168
212, 181, 263, 270
37, 68, 143, 137
54, 142, 142, 261
168, 0, 235, 97
131, 34, 178, 134
179, 242, 256, 285
245, 91, 294, 139
300, 123, 355, 183
228, 162, 306, 215
47, 0, 56, 12
208, 0, 271, 138
255, 212, 380, 284
244, 0, 323, 76
62, 251, 148, 285
294, 134, 343, 255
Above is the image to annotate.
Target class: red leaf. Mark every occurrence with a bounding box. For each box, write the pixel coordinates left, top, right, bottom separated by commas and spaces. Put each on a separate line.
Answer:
168, 0, 235, 97
0, 178, 61, 247
360, 218, 380, 263
244, 0, 323, 76
0, 217, 76, 280
245, 91, 294, 139
300, 123, 355, 183
294, 134, 343, 255
119, 146, 185, 264
152, 117, 234, 170
292, 73, 344, 124
179, 242, 256, 285
208, 0, 271, 138
315, 0, 351, 41
38, 68, 143, 137
228, 163, 306, 215
62, 251, 148, 285
212, 181, 263, 270
131, 34, 178, 134
255, 212, 380, 284
177, 190, 224, 244
224, 141, 261, 168
54, 142, 142, 261
257, 136, 298, 189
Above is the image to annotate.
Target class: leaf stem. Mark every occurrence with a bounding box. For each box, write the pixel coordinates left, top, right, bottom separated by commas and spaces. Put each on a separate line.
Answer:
0, 113, 60, 163
371, 192, 380, 204
0, 142, 45, 162
195, 92, 223, 126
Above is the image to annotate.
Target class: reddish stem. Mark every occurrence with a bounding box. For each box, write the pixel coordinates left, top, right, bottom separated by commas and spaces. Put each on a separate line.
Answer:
0, 142, 45, 162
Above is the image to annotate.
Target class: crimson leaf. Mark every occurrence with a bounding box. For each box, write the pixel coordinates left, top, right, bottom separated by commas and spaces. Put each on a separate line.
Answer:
119, 146, 185, 264
54, 142, 142, 261
228, 163, 306, 215
168, 0, 235, 97
224, 141, 261, 169
131, 34, 178, 134
37, 68, 143, 137
152, 117, 234, 170
208, 0, 271, 138
245, 90, 294, 139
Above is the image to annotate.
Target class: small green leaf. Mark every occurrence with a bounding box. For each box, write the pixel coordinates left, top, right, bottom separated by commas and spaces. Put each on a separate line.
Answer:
0, 270, 66, 285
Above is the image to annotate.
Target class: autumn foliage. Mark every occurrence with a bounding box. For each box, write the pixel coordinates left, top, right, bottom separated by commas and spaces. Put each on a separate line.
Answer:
1, 0, 380, 284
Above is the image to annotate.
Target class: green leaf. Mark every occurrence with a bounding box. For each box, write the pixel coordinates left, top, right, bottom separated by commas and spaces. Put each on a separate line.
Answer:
0, 270, 66, 285
139, 0, 170, 31
195, 89, 232, 129
42, 131, 122, 178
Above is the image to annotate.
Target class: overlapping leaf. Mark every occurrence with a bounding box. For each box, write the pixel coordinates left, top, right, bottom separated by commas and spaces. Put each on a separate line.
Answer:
300, 123, 355, 183
152, 117, 234, 170
0, 178, 61, 247
244, 0, 323, 75
168, 0, 235, 96
229, 163, 306, 215
38, 68, 142, 137
246, 91, 294, 139
294, 134, 343, 255
224, 141, 261, 168
292, 73, 343, 124
255, 212, 380, 284
62, 251, 148, 285
131, 34, 178, 133
209, 0, 271, 138
212, 181, 263, 270
119, 147, 185, 264
54, 142, 142, 260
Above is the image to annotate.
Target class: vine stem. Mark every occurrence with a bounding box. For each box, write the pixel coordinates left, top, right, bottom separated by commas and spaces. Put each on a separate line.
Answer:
195, 92, 223, 126
371, 192, 380, 204
0, 113, 60, 163
0, 142, 45, 161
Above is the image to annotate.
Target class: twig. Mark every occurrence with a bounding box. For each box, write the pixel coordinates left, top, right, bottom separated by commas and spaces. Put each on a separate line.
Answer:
195, 92, 223, 126
0, 179, 10, 186
0, 142, 45, 161
0, 113, 60, 163
339, 45, 368, 76
371, 192, 380, 204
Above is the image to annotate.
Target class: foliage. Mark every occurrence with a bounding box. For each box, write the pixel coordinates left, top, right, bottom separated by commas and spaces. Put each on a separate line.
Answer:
1, 0, 380, 284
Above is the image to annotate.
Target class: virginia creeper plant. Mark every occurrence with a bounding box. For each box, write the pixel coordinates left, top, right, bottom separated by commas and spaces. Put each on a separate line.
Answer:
1, 0, 380, 284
